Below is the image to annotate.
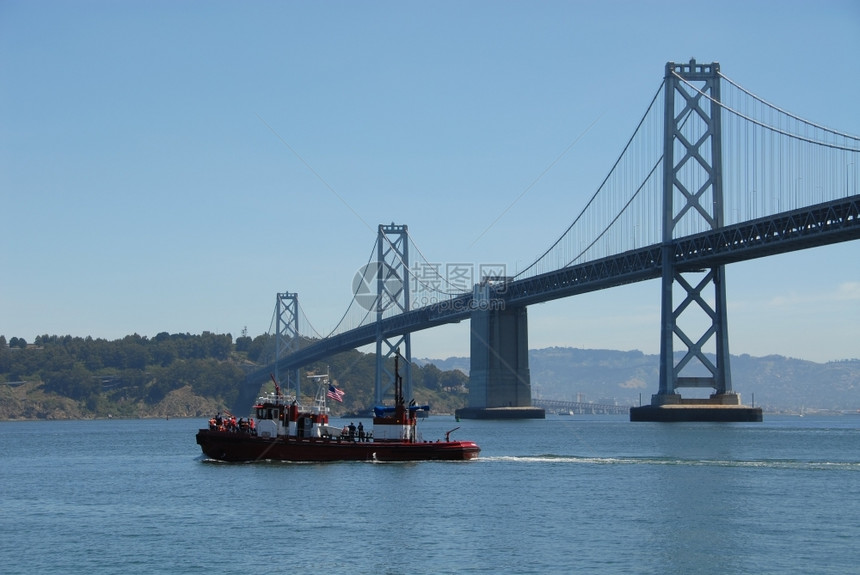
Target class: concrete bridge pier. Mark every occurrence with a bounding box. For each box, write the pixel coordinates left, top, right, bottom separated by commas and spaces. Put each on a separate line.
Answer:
456, 286, 544, 420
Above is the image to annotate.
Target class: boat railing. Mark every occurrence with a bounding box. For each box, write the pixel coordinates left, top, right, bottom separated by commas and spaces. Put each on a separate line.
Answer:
256, 392, 296, 405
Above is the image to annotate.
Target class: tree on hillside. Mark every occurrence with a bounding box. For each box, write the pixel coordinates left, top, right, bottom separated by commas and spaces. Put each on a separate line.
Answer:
43, 363, 99, 400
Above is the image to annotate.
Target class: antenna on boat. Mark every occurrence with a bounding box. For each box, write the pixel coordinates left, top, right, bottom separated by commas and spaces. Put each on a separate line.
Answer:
307, 367, 332, 413
270, 373, 282, 403
394, 349, 403, 407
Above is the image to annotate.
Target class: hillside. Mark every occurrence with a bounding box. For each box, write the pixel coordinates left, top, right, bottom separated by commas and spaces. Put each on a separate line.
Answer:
419, 347, 860, 412
0, 333, 469, 421
4, 333, 858, 419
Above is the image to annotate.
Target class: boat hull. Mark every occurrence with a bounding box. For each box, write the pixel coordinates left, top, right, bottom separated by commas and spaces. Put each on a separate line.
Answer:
196, 429, 480, 462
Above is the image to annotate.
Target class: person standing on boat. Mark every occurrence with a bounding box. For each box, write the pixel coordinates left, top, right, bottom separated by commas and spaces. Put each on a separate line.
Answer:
348, 422, 356, 440
358, 422, 364, 441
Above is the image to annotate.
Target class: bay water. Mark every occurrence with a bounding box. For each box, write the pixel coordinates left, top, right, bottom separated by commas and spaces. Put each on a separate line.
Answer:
1, 415, 858, 574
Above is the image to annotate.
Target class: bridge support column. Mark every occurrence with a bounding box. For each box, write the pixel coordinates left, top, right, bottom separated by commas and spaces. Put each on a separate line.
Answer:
631, 59, 760, 422
457, 285, 544, 419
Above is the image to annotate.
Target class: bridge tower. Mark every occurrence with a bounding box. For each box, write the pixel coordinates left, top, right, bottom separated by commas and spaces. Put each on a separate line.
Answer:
374, 223, 413, 405
275, 291, 301, 399
229, 292, 301, 414
633, 59, 760, 421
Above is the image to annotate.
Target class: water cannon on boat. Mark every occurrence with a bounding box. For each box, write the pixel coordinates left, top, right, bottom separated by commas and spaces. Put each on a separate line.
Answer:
445, 427, 461, 442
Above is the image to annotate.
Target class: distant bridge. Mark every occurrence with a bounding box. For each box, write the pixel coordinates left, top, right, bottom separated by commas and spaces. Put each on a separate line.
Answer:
533, 399, 629, 416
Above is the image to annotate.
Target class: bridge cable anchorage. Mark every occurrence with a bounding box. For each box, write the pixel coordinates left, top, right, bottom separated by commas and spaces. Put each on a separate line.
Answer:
673, 72, 860, 152
514, 80, 666, 279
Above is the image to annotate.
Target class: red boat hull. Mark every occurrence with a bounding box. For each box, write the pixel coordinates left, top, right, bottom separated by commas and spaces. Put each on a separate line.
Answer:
196, 429, 480, 462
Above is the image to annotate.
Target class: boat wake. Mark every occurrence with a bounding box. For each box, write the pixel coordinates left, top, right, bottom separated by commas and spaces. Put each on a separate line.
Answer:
478, 454, 860, 471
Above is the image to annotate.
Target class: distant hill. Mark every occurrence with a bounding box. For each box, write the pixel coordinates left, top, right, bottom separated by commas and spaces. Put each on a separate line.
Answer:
417, 347, 860, 412
4, 333, 858, 419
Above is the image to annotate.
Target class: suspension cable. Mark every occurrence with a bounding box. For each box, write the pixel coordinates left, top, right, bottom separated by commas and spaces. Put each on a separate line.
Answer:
674, 72, 860, 152
404, 229, 472, 295
297, 301, 323, 339
564, 156, 662, 267
305, 240, 379, 339
514, 79, 666, 278
377, 228, 468, 296
719, 72, 860, 142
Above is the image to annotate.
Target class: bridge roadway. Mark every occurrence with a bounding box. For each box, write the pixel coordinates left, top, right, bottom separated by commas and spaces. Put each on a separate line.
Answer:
246, 195, 859, 386
534, 398, 629, 415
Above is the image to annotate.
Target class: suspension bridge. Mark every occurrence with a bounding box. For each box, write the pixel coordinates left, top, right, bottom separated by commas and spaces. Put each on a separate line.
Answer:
235, 60, 860, 421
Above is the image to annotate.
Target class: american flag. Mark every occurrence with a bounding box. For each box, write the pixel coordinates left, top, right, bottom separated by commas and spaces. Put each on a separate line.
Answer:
327, 384, 345, 402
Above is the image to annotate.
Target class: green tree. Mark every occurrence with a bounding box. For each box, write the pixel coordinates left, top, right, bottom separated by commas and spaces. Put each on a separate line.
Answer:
43, 363, 99, 400
235, 335, 252, 353
0, 342, 10, 375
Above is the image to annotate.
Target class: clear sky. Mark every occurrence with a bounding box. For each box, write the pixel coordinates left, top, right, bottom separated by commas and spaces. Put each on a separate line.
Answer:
2, 0, 859, 363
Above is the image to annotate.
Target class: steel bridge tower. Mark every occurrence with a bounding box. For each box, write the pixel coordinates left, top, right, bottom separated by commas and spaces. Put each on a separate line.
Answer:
275, 291, 301, 399
654, 59, 739, 409
632, 59, 760, 421
374, 223, 413, 405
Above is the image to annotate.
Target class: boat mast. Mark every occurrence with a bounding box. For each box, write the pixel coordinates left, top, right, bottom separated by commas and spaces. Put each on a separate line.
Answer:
394, 349, 408, 425
394, 351, 402, 407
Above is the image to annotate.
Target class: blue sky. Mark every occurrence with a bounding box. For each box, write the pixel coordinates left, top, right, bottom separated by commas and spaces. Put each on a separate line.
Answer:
2, 0, 858, 363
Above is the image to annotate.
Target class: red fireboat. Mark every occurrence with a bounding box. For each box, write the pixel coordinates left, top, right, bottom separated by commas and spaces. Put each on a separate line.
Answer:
196, 354, 480, 463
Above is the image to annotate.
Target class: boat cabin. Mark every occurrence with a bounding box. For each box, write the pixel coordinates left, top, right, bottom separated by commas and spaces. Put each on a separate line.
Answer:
252, 393, 342, 440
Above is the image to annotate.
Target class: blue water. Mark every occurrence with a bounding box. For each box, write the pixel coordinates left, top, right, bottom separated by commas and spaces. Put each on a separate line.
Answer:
1, 415, 858, 574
